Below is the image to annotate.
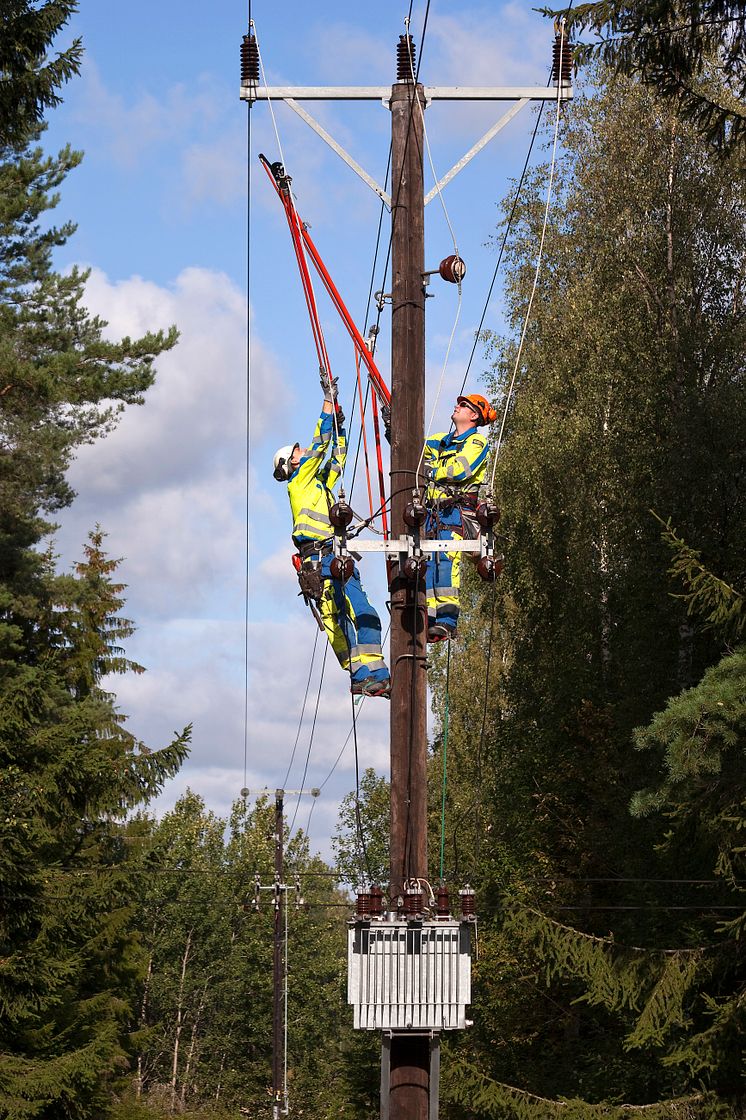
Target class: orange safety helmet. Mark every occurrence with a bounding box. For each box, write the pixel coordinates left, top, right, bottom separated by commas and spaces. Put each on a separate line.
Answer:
457, 393, 497, 425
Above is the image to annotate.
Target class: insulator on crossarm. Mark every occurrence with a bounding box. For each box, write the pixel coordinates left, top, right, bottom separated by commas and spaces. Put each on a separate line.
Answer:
551, 26, 573, 86
241, 33, 260, 84
396, 34, 416, 81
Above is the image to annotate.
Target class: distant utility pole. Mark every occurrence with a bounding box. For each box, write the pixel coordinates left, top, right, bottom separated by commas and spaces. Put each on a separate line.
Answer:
241, 25, 572, 1120
243, 786, 318, 1120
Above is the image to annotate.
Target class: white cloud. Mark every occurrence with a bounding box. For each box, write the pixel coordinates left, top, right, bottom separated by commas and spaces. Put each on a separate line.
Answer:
75, 60, 225, 170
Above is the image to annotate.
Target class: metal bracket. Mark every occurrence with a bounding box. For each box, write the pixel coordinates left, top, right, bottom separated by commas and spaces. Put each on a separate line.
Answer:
424, 98, 530, 205
284, 98, 391, 208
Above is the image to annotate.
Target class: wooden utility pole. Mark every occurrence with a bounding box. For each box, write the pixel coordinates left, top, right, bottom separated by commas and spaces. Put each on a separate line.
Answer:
389, 64, 427, 908
387, 50, 430, 1120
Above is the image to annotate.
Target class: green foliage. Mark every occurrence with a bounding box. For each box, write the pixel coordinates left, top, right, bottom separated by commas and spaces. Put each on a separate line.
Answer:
332, 768, 389, 889
0, 2, 82, 147
544, 2, 746, 147
631, 645, 746, 819
443, 1059, 724, 1119
435, 65, 746, 1118
653, 514, 744, 641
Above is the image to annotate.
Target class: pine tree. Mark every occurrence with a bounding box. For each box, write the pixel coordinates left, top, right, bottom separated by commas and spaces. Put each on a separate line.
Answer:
0, 37, 188, 1115
544, 1, 746, 148
0, 2, 82, 148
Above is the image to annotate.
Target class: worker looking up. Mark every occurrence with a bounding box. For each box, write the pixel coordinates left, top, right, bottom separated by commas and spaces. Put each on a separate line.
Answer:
422, 393, 496, 641
272, 373, 391, 698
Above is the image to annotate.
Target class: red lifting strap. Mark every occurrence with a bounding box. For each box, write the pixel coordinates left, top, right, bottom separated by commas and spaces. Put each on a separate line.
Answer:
259, 154, 390, 408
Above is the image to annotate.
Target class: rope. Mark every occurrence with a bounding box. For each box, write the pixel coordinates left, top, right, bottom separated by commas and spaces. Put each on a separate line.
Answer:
490, 19, 567, 488
438, 640, 451, 881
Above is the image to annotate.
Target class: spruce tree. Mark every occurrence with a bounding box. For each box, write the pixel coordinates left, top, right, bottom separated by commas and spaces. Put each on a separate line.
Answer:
0, 64, 188, 1117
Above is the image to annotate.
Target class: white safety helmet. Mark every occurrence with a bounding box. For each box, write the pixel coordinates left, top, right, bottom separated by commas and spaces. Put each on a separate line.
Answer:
273, 443, 299, 482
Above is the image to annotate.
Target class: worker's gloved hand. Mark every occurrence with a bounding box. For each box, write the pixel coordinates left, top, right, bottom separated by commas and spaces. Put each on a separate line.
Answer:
381, 403, 391, 442
423, 465, 434, 484
334, 404, 345, 427
320, 369, 338, 402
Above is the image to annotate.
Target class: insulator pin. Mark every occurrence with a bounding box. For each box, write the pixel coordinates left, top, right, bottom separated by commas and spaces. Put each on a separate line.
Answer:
477, 555, 504, 583
476, 501, 501, 531
396, 34, 416, 82
403, 555, 428, 581
551, 30, 573, 85
330, 556, 354, 582
459, 885, 477, 920
403, 500, 426, 529
439, 255, 467, 284
329, 501, 353, 530
241, 34, 260, 84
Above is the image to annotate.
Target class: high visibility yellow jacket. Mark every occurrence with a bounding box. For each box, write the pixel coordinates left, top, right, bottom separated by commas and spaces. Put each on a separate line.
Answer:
423, 426, 490, 503
288, 411, 346, 545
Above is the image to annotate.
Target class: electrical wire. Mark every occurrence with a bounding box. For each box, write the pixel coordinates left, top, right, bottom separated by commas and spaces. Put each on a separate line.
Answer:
490, 19, 568, 484
280, 628, 321, 790
243, 10, 253, 795
287, 643, 328, 837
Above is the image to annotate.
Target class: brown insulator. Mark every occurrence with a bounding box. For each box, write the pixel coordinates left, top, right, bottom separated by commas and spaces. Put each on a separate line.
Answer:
356, 891, 372, 917
476, 501, 501, 531
403, 500, 426, 528
436, 884, 451, 918
329, 501, 353, 530
459, 886, 476, 919
551, 31, 573, 85
241, 34, 260, 84
396, 34, 416, 82
370, 885, 384, 917
330, 555, 354, 582
404, 885, 425, 917
476, 555, 504, 583
439, 255, 467, 284
403, 555, 428, 581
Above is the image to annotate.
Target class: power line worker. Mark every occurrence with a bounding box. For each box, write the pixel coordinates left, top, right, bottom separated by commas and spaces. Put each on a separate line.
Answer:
422, 393, 496, 642
273, 373, 391, 698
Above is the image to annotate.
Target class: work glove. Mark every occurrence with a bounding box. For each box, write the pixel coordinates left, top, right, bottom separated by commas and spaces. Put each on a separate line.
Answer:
334, 404, 345, 427
381, 403, 391, 442
320, 369, 338, 402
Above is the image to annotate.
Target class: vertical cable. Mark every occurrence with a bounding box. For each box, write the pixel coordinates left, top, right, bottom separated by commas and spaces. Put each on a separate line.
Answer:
243, 3, 253, 794
439, 640, 451, 881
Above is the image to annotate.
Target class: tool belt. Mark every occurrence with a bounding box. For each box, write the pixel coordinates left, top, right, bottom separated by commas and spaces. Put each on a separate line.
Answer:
294, 538, 332, 561
426, 492, 480, 540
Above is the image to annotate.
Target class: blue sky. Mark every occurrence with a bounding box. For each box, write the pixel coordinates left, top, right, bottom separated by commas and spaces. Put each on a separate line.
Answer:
43, 0, 563, 859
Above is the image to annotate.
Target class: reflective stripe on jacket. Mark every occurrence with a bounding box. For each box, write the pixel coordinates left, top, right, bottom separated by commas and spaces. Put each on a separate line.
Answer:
423, 427, 489, 503
288, 411, 347, 544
